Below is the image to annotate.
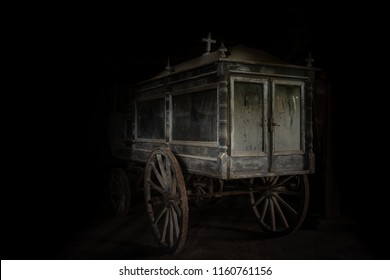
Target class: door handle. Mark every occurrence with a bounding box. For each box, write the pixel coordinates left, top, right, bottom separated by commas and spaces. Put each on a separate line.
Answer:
269, 117, 280, 132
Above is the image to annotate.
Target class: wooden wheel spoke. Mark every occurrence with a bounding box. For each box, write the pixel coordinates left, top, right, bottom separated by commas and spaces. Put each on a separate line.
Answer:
110, 199, 120, 211
111, 176, 122, 188
249, 190, 255, 204
253, 194, 266, 208
260, 198, 269, 222
171, 206, 180, 238
161, 208, 170, 243
151, 162, 165, 189
271, 176, 279, 185
150, 180, 164, 194
172, 201, 182, 217
198, 187, 207, 195
275, 189, 300, 196
269, 198, 276, 231
157, 154, 168, 186
274, 193, 298, 215
171, 176, 177, 195
111, 177, 125, 191
110, 196, 117, 204
272, 196, 289, 228
118, 196, 126, 210
154, 207, 167, 225
166, 158, 172, 186
169, 208, 174, 247
274, 175, 294, 187
272, 186, 300, 196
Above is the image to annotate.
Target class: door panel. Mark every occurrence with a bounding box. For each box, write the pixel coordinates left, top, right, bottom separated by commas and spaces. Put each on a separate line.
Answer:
230, 77, 269, 175
273, 84, 302, 152
230, 77, 306, 175
231, 77, 268, 157
232, 81, 264, 154
271, 80, 305, 172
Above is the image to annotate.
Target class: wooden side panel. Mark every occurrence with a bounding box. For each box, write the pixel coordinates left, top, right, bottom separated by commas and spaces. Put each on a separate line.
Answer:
271, 154, 305, 172
229, 156, 268, 174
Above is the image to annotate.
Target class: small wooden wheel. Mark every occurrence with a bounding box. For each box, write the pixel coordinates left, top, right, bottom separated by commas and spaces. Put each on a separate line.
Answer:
186, 174, 214, 206
249, 175, 309, 236
108, 168, 131, 216
144, 147, 188, 253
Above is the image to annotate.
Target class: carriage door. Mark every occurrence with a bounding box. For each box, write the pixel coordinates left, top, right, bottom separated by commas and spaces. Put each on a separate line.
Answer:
270, 80, 305, 172
231, 77, 269, 172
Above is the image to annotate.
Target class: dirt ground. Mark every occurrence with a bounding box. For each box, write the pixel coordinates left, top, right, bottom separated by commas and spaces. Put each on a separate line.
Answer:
54, 194, 381, 260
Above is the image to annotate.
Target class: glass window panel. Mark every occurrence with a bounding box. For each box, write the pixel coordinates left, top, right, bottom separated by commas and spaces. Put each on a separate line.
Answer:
172, 90, 217, 141
233, 82, 263, 152
273, 84, 301, 151
137, 98, 165, 139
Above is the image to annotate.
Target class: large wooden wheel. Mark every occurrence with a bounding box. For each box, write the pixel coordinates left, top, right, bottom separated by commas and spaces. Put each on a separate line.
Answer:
249, 175, 309, 236
144, 147, 188, 253
108, 168, 131, 216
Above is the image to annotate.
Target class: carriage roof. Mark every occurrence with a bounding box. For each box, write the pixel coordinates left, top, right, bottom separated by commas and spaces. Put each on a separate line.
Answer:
140, 44, 317, 83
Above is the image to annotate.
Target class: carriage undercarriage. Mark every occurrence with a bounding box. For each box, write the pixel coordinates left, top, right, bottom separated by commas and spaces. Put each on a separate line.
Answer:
109, 146, 309, 253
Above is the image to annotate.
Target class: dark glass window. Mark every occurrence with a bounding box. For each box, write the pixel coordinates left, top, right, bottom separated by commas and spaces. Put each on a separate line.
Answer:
137, 98, 165, 139
233, 82, 264, 152
273, 84, 301, 151
172, 90, 217, 141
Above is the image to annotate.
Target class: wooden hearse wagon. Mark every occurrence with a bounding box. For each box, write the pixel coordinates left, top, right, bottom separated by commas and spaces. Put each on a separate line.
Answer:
108, 35, 317, 253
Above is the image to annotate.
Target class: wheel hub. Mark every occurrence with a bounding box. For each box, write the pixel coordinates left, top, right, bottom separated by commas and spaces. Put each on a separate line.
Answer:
264, 190, 273, 198
163, 192, 177, 206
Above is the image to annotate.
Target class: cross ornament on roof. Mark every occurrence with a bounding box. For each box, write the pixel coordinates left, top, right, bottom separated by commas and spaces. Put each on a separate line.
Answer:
305, 52, 314, 67
202, 32, 216, 54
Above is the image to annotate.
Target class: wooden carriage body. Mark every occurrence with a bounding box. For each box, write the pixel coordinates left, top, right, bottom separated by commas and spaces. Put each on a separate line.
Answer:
123, 45, 315, 180
108, 43, 318, 253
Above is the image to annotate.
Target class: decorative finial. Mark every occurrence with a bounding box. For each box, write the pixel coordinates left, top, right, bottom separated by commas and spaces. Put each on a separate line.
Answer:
202, 32, 216, 55
218, 41, 228, 58
165, 57, 174, 73
305, 52, 314, 67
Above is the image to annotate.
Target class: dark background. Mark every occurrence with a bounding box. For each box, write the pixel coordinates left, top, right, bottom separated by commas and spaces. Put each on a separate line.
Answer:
4, 7, 387, 259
